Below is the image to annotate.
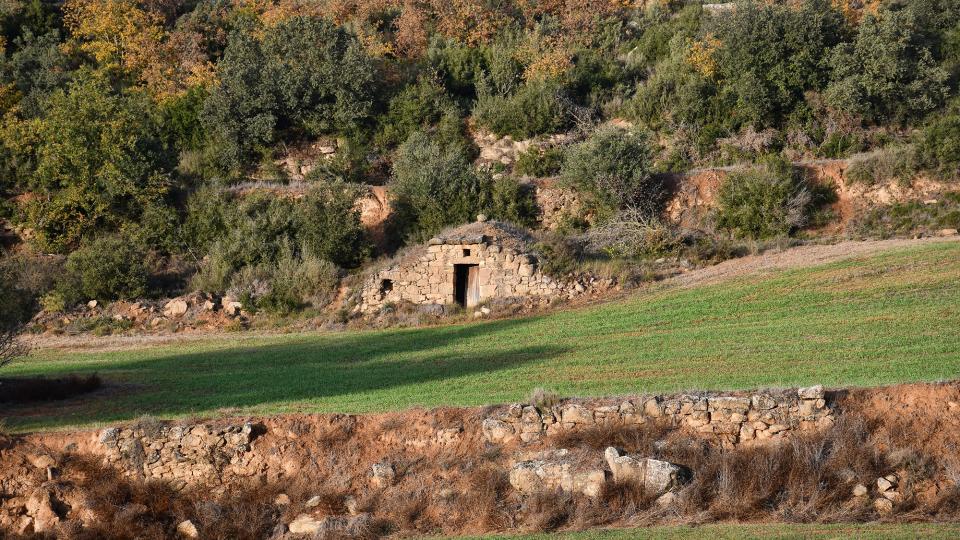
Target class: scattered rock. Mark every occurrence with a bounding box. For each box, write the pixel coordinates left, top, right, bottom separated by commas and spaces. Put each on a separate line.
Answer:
852, 484, 868, 497
482, 418, 515, 443
28, 454, 56, 470
874, 497, 894, 514
877, 476, 895, 492
274, 494, 291, 506
604, 447, 685, 496
26, 488, 65, 533
509, 449, 606, 497
305, 495, 322, 508
370, 462, 396, 488
288, 514, 323, 534
937, 228, 959, 237
163, 299, 189, 318
797, 385, 824, 400
87, 300, 98, 309
176, 519, 198, 538
223, 298, 243, 317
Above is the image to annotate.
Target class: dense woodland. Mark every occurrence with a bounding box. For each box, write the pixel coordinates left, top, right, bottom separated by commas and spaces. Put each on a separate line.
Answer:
3, 0, 960, 331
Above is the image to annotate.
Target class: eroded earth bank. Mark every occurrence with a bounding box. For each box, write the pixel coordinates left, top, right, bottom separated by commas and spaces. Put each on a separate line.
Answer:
2, 381, 960, 539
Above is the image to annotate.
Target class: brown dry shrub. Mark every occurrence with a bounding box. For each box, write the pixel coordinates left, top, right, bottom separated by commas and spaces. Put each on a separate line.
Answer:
550, 422, 671, 455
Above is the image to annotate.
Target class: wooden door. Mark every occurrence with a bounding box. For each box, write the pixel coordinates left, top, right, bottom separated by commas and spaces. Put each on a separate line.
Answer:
466, 265, 480, 307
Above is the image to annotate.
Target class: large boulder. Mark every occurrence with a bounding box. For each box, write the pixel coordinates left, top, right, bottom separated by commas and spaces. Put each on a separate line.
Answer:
509, 449, 606, 497
163, 298, 189, 318
604, 447, 685, 496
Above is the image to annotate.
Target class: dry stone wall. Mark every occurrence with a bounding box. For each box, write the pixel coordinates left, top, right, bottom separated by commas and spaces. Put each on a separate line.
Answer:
98, 421, 262, 490
358, 222, 584, 313
483, 385, 834, 447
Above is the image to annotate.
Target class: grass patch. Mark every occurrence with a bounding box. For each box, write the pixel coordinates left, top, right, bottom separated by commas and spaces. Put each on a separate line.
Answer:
5, 242, 960, 432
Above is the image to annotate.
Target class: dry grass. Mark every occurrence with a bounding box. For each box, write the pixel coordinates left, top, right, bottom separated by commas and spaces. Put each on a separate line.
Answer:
9, 392, 960, 539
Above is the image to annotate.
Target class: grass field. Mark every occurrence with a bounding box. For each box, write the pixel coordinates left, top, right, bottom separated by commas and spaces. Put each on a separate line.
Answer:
465, 523, 960, 539
5, 241, 960, 432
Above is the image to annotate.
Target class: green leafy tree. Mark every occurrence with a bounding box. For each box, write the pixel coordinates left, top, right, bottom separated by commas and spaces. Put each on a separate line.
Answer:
202, 16, 377, 172
711, 0, 846, 126
826, 8, 949, 122
1, 71, 173, 252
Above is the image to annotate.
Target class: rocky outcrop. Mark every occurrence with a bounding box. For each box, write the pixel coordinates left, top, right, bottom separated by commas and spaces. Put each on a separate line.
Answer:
483, 386, 834, 446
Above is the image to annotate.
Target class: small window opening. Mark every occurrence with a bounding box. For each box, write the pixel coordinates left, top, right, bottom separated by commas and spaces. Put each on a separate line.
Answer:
379, 279, 393, 295
463, 248, 471, 257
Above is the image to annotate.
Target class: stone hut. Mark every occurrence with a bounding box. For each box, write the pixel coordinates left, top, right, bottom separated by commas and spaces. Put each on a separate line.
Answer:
358, 220, 579, 313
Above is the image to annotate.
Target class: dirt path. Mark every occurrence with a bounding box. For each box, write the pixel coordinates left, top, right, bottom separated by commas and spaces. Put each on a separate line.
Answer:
667, 235, 960, 289
27, 236, 959, 353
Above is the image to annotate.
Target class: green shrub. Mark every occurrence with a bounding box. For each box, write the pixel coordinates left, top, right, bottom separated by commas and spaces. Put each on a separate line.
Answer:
60, 236, 149, 304
472, 78, 571, 139
376, 76, 464, 149
534, 233, 583, 278
710, 0, 845, 126
845, 146, 917, 186
915, 103, 960, 178
202, 16, 377, 172
715, 156, 813, 239
488, 175, 539, 228
560, 126, 664, 221
514, 146, 564, 178
389, 131, 491, 242
2, 72, 174, 253
256, 250, 340, 314
297, 181, 371, 268
426, 35, 488, 97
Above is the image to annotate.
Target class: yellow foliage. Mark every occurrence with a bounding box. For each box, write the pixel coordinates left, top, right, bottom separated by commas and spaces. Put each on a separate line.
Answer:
832, 0, 881, 25
687, 34, 721, 79
63, 0, 215, 101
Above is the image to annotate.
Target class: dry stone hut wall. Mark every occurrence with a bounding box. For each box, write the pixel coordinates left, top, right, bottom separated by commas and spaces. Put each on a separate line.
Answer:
358, 221, 581, 313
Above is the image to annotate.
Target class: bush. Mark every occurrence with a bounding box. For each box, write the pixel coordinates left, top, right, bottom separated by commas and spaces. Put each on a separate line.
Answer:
846, 146, 917, 186
297, 181, 371, 268
2, 72, 174, 252
710, 0, 845, 126
560, 126, 664, 221
390, 131, 491, 242
60, 235, 150, 304
473, 78, 571, 139
255, 251, 341, 314
202, 16, 377, 172
583, 208, 679, 258
514, 146, 564, 178
714, 156, 813, 239
534, 233, 584, 278
376, 76, 464, 149
915, 102, 960, 178
488, 176, 539, 228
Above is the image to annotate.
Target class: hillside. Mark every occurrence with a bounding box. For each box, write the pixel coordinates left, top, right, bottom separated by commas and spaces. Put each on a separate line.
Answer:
6, 239, 959, 432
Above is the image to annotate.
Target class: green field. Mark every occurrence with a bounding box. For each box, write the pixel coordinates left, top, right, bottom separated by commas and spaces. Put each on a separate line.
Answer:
5, 241, 960, 432
466, 523, 960, 539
